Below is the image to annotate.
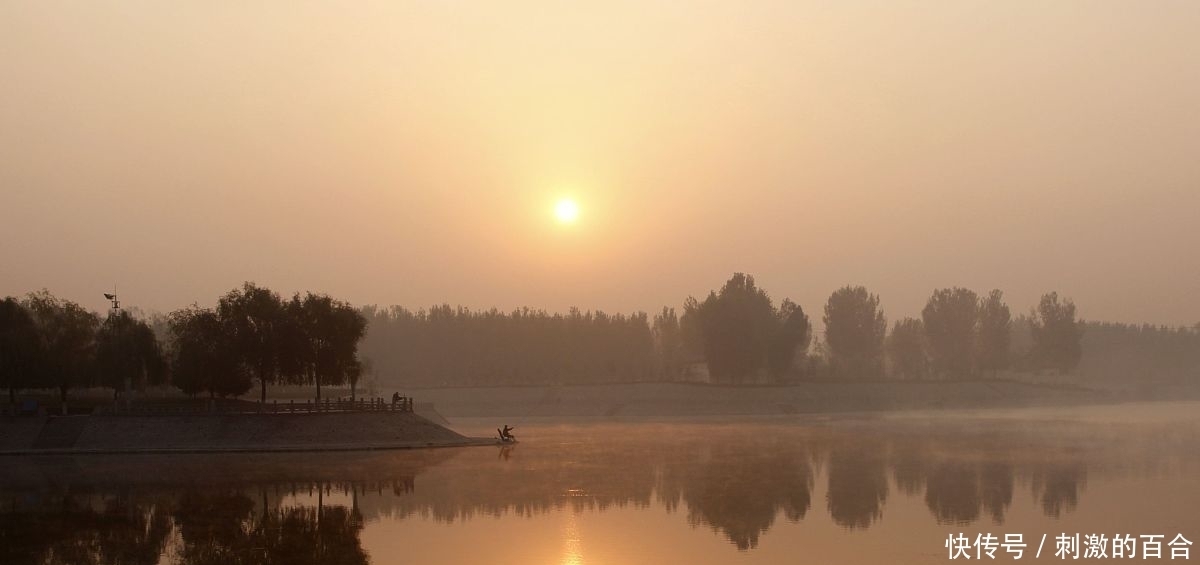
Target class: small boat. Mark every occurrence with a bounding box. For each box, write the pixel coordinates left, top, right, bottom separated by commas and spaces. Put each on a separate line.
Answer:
496, 426, 517, 444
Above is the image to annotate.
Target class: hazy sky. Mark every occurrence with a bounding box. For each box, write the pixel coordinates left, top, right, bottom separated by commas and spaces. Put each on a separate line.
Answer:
2, 1, 1198, 325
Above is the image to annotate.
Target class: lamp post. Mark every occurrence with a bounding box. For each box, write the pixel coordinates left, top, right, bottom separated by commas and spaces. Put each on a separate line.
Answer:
102, 292, 129, 408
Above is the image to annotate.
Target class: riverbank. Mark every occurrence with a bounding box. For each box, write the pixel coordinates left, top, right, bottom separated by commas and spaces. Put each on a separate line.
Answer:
405, 379, 1122, 418
0, 412, 492, 455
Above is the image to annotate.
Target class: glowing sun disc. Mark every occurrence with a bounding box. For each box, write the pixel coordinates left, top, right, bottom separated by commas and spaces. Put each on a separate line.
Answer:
554, 199, 580, 223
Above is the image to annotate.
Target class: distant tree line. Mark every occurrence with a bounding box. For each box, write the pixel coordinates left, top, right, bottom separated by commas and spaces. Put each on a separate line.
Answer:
358, 305, 655, 387
4, 274, 1195, 398
0, 283, 366, 410
359, 273, 1101, 387
1074, 321, 1200, 383
659, 275, 1088, 383
885, 288, 1080, 381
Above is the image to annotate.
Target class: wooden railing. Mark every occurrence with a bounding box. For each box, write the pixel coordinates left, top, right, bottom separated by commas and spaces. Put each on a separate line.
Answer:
267, 397, 415, 414
99, 397, 415, 416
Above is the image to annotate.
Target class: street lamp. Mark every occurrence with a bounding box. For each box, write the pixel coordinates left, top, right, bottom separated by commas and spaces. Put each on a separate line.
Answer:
102, 291, 127, 407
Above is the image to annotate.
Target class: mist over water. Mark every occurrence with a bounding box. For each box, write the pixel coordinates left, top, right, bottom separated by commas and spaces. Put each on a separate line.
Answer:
4, 402, 1197, 564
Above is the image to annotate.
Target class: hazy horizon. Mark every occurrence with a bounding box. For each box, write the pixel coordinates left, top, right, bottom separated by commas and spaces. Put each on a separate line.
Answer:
3, 2, 1198, 325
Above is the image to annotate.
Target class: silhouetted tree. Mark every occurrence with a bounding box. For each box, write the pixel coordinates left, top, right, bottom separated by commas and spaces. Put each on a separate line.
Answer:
286, 293, 367, 400
685, 274, 809, 383
94, 310, 167, 399
823, 286, 886, 378
887, 317, 928, 380
168, 306, 252, 398
679, 299, 705, 364
1030, 292, 1084, 374
218, 283, 287, 403
686, 274, 776, 382
768, 299, 811, 380
0, 297, 42, 404
652, 307, 684, 380
22, 290, 99, 410
976, 289, 1012, 377
922, 287, 979, 379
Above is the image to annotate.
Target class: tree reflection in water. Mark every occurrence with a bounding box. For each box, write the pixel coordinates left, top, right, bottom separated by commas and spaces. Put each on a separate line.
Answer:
826, 444, 889, 529
0, 487, 369, 565
667, 439, 814, 549
1, 417, 1182, 561
1031, 463, 1087, 518
0, 493, 172, 565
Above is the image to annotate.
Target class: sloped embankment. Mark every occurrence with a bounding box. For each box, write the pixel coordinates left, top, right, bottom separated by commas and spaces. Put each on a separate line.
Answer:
1, 412, 488, 454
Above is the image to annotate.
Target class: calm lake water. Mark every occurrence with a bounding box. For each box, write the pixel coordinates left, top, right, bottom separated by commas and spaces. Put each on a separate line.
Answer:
3, 402, 1199, 564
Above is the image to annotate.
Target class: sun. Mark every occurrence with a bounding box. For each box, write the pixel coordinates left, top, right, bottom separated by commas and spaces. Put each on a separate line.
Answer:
554, 198, 580, 224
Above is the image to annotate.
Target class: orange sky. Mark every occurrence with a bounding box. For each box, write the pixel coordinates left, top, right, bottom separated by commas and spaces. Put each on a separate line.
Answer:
2, 2, 1198, 325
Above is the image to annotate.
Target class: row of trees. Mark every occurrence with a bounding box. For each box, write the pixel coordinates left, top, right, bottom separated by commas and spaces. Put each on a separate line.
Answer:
358, 305, 656, 387
1074, 320, 1200, 382
173, 284, 367, 400
0, 283, 366, 407
0, 292, 166, 405
658, 274, 1084, 383
351, 273, 1090, 387
888, 289, 1080, 380
662, 274, 1094, 383
7, 273, 1175, 395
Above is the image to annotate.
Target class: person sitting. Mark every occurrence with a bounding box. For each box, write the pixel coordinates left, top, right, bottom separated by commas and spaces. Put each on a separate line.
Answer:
501, 425, 514, 440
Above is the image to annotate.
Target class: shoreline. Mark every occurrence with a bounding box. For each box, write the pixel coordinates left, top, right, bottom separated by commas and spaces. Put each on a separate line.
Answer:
400, 378, 1127, 418
5, 379, 1193, 455
0, 411, 492, 456
0, 437, 495, 457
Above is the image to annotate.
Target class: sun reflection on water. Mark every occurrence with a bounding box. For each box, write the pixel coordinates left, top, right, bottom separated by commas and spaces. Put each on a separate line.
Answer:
562, 508, 584, 565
